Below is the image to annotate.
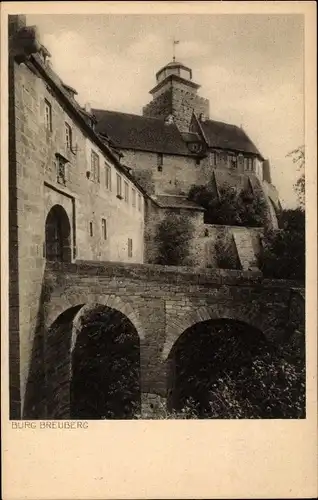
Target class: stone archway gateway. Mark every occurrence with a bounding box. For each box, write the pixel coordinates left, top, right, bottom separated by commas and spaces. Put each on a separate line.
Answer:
45, 204, 72, 262
44, 303, 141, 419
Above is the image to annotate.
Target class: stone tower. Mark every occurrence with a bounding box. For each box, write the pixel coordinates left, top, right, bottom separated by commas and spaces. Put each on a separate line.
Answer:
142, 60, 210, 132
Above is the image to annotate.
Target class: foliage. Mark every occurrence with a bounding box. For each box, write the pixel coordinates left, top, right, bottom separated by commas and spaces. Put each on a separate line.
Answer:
154, 212, 194, 266
188, 182, 267, 227
166, 321, 305, 419
287, 145, 305, 208
259, 207, 305, 281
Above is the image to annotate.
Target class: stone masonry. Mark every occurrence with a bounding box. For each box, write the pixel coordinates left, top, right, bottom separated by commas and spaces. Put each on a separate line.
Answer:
23, 260, 304, 419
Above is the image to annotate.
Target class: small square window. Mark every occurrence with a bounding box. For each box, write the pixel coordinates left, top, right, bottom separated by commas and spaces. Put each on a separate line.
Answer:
128, 238, 133, 258
44, 100, 52, 131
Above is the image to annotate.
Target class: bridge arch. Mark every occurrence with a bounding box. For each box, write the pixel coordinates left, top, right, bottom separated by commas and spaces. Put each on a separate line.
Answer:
165, 315, 274, 417
45, 300, 142, 419
163, 303, 279, 360
45, 290, 145, 340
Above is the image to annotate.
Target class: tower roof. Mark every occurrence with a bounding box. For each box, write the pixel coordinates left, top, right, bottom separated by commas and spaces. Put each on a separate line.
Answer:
156, 60, 192, 80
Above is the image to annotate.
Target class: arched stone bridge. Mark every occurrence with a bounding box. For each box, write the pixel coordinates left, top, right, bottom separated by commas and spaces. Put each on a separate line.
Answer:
26, 260, 305, 419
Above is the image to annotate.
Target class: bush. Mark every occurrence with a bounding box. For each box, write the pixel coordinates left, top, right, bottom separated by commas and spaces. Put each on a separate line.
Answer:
188, 182, 267, 227
154, 212, 194, 266
259, 207, 305, 280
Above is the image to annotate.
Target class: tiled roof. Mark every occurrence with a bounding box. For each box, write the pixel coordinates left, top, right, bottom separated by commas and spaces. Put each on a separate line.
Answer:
151, 194, 205, 211
200, 119, 263, 158
92, 109, 191, 156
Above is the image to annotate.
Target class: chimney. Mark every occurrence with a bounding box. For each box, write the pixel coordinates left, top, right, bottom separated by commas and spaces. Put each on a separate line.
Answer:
85, 102, 91, 114
199, 113, 206, 122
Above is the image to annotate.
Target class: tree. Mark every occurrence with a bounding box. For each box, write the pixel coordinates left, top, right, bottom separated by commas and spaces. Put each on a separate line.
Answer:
188, 182, 267, 227
154, 212, 194, 266
259, 207, 305, 280
259, 146, 306, 280
287, 145, 305, 208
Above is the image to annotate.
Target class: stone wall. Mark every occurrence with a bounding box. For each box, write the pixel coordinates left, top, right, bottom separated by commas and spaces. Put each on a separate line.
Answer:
143, 80, 209, 132
27, 260, 302, 418
9, 47, 145, 415
199, 225, 263, 270
123, 148, 200, 195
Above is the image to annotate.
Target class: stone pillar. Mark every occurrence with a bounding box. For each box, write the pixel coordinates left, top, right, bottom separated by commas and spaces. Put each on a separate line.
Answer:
141, 393, 168, 419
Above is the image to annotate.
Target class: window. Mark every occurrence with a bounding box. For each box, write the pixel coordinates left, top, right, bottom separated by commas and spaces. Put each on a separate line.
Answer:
138, 193, 142, 212
91, 150, 100, 182
124, 181, 129, 203
245, 157, 254, 171
132, 188, 136, 207
101, 218, 107, 240
44, 100, 52, 131
157, 153, 163, 171
65, 122, 72, 150
128, 238, 133, 258
230, 155, 237, 169
89, 221, 93, 237
210, 151, 217, 166
105, 164, 112, 190
116, 174, 123, 199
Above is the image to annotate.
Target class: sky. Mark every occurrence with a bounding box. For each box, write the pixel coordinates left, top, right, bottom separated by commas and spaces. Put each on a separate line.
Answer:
27, 13, 304, 208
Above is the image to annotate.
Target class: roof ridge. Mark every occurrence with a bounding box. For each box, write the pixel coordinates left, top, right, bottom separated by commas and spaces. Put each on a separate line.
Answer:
203, 117, 241, 129
93, 108, 169, 123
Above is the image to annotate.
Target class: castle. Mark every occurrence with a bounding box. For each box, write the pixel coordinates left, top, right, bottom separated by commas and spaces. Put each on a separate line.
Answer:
8, 15, 291, 419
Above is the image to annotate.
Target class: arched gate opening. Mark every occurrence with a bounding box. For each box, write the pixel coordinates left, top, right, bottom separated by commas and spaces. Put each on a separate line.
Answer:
167, 319, 285, 419
45, 204, 71, 262
45, 304, 141, 419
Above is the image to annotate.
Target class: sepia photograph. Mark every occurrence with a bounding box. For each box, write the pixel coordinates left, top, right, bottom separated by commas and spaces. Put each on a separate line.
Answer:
2, 2, 317, 499
7, 11, 307, 422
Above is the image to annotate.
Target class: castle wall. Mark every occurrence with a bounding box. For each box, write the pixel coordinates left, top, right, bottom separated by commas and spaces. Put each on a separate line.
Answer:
122, 148, 201, 195
10, 56, 145, 414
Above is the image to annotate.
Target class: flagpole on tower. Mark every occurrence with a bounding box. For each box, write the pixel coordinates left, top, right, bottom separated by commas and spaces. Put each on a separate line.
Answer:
172, 39, 179, 62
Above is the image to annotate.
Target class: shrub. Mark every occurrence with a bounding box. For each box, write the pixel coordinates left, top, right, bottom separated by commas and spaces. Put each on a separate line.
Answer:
154, 212, 194, 266
188, 182, 267, 227
259, 207, 305, 280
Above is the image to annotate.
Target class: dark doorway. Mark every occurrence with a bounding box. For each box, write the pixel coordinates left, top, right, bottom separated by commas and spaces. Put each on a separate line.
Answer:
45, 204, 71, 262
166, 319, 297, 419
70, 305, 141, 419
